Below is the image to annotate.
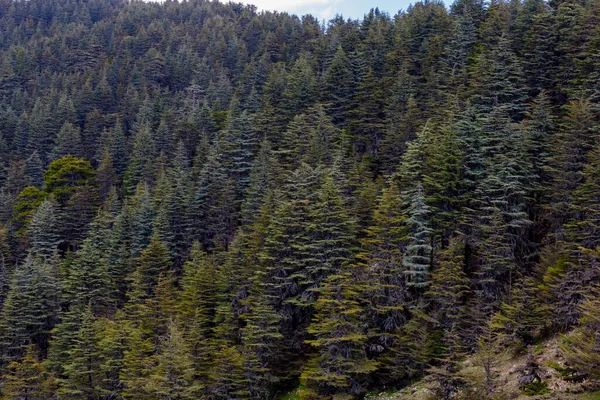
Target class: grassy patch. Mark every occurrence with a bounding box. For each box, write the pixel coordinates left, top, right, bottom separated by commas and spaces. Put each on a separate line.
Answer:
578, 390, 600, 400
520, 381, 550, 396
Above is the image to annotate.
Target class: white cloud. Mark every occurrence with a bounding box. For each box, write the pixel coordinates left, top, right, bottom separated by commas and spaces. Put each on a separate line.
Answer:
243, 0, 345, 20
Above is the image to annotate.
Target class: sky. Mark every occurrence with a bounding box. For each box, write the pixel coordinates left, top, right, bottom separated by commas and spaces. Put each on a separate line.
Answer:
243, 0, 417, 21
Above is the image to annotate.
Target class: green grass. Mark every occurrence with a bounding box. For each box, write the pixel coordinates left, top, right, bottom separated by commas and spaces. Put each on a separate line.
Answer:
578, 390, 600, 400
520, 381, 550, 396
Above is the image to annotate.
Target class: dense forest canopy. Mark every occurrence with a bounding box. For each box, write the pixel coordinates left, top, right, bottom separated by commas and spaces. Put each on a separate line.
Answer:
0, 0, 599, 398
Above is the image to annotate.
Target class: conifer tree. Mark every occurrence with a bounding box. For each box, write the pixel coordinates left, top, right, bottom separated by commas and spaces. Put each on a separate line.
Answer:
403, 186, 433, 291
323, 46, 355, 125
301, 263, 377, 398
284, 54, 316, 116
110, 121, 129, 179
94, 314, 126, 398
359, 181, 409, 379
547, 98, 597, 239
0, 255, 58, 363
133, 233, 172, 298
119, 320, 156, 399
2, 345, 53, 400
96, 149, 117, 200
561, 285, 600, 379
471, 34, 528, 120
190, 145, 236, 251
565, 141, 600, 250
123, 124, 156, 194
207, 345, 249, 399
129, 183, 155, 256
28, 199, 60, 260
240, 139, 276, 226
425, 239, 471, 400
147, 319, 199, 399
178, 243, 218, 385
58, 305, 103, 399
51, 122, 84, 161
23, 151, 44, 189
491, 278, 548, 351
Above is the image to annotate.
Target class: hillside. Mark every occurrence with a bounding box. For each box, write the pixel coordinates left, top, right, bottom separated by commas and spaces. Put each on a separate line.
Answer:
367, 335, 600, 400
0, 0, 599, 398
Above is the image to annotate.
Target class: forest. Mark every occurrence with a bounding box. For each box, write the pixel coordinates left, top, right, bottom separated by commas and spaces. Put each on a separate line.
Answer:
0, 0, 599, 398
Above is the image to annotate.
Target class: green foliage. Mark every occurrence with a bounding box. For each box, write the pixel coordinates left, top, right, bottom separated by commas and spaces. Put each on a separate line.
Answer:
561, 285, 600, 380
2, 345, 54, 400
0, 0, 599, 397
0, 255, 58, 364
43, 156, 96, 205
520, 381, 549, 396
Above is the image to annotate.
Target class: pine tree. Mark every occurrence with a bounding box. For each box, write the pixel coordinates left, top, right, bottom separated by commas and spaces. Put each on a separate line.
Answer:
190, 145, 236, 251
322, 46, 355, 125
0, 255, 58, 363
58, 305, 103, 399
110, 121, 129, 179
26, 99, 54, 161
219, 108, 259, 202
62, 210, 115, 311
283, 54, 316, 117
123, 124, 156, 194
146, 319, 199, 399
207, 345, 249, 399
96, 148, 117, 200
133, 233, 172, 298
94, 314, 127, 398
23, 151, 44, 189
51, 122, 84, 161
360, 181, 409, 379
491, 278, 548, 351
423, 124, 464, 246
471, 34, 528, 120
279, 105, 342, 170
403, 186, 433, 291
522, 91, 555, 198
240, 138, 276, 226
565, 140, 600, 250
547, 98, 597, 240
561, 285, 600, 380
301, 263, 377, 398
425, 239, 471, 400
2, 345, 54, 400
119, 320, 156, 399
178, 243, 218, 386
27, 199, 60, 260
239, 277, 283, 399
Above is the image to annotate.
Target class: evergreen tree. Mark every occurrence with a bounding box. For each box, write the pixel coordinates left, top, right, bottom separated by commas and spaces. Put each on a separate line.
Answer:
23, 152, 44, 190
0, 255, 58, 363
178, 243, 218, 385
123, 124, 156, 194
561, 285, 600, 380
146, 319, 199, 399
403, 186, 433, 291
547, 98, 598, 239
2, 345, 53, 400
301, 263, 377, 398
240, 138, 276, 226
28, 199, 60, 260
361, 182, 409, 380
322, 46, 355, 125
51, 122, 84, 161
57, 305, 103, 399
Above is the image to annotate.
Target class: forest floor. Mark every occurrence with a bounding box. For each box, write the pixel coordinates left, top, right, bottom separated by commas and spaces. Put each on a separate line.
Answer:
365, 335, 600, 400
